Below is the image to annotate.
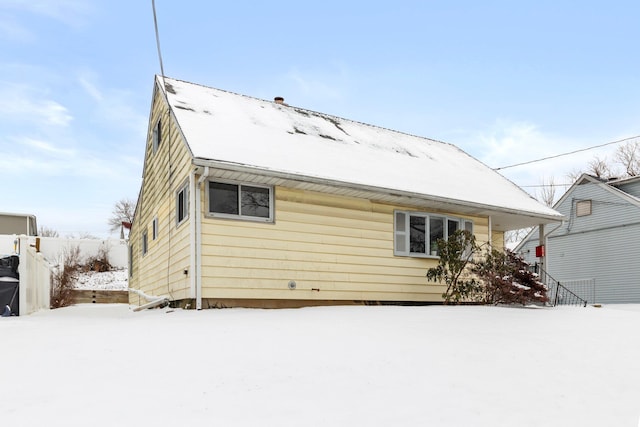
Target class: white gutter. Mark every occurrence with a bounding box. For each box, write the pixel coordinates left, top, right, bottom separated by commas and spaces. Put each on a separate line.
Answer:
193, 158, 564, 223
129, 288, 169, 312
193, 166, 209, 310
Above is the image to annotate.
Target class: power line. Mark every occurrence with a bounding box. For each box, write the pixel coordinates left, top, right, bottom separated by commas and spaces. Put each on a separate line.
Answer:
494, 134, 640, 171
520, 183, 573, 188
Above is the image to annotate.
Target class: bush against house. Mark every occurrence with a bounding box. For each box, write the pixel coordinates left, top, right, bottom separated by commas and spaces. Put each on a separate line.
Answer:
473, 249, 548, 306
426, 230, 483, 304
426, 230, 548, 305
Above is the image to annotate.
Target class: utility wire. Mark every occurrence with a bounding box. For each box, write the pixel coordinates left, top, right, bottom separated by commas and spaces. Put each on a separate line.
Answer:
494, 134, 640, 171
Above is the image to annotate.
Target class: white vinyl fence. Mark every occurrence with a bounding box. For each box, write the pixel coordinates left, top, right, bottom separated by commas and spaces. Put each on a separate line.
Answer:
18, 237, 51, 315
1, 235, 128, 315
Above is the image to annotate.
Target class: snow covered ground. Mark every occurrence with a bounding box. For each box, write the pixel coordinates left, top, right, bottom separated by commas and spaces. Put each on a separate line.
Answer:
73, 269, 128, 290
1, 303, 639, 426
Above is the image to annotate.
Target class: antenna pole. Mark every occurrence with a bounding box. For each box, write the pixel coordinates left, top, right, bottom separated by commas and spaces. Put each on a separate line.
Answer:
151, 0, 166, 79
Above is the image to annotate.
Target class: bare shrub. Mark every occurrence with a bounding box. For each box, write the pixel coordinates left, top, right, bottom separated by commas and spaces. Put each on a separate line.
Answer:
84, 242, 112, 272
51, 245, 82, 309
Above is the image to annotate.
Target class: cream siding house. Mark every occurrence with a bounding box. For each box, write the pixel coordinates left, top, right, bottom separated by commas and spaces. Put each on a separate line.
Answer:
129, 76, 563, 309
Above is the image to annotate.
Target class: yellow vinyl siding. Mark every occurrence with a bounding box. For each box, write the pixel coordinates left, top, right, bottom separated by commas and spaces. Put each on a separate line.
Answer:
199, 187, 490, 303
129, 83, 193, 303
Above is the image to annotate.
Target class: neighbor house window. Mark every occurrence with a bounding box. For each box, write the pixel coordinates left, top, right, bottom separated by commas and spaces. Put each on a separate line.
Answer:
152, 217, 158, 240
208, 181, 273, 221
152, 119, 161, 153
142, 229, 148, 256
576, 200, 592, 217
176, 182, 189, 226
394, 210, 473, 257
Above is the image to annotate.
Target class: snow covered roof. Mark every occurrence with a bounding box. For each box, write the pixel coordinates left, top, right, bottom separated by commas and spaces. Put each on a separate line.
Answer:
157, 76, 563, 230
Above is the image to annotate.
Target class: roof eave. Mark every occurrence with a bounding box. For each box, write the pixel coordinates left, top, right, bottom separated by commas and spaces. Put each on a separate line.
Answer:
193, 158, 564, 231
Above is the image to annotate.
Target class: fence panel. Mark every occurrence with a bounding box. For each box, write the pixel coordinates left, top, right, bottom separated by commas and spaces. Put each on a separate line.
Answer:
18, 237, 52, 315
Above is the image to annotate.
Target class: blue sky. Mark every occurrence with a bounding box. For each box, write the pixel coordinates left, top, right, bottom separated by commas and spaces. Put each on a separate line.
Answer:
1, 1, 639, 237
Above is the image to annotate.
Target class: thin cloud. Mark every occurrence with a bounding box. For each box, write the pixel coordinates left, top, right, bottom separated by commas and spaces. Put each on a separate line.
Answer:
78, 75, 104, 102
0, 0, 94, 28
0, 16, 35, 42
0, 83, 73, 127
463, 119, 620, 193
285, 64, 349, 100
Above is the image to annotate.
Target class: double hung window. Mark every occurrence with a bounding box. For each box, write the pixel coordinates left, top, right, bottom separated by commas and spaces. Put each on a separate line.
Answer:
394, 211, 473, 257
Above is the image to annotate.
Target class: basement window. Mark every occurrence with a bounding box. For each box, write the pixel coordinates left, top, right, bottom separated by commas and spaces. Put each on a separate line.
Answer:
208, 180, 273, 222
394, 210, 473, 258
576, 200, 592, 217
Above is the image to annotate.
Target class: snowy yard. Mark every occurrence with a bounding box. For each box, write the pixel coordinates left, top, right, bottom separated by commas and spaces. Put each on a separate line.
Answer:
1, 303, 639, 426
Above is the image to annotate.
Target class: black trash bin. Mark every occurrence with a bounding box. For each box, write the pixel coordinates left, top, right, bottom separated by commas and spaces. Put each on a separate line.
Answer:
0, 255, 19, 316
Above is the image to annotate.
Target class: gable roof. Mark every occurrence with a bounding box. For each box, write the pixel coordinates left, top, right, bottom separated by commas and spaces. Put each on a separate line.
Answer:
557, 174, 640, 210
514, 173, 640, 251
156, 76, 563, 231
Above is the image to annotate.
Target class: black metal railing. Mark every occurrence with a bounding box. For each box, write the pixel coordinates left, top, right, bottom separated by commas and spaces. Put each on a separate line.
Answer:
553, 282, 588, 307
538, 267, 589, 307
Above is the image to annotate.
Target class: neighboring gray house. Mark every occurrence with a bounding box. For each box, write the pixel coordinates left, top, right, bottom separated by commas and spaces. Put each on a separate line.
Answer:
0, 212, 37, 236
516, 173, 640, 304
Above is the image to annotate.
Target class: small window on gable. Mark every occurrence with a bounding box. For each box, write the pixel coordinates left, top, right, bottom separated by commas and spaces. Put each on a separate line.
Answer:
176, 182, 189, 226
142, 229, 148, 256
152, 119, 161, 153
152, 217, 158, 240
576, 200, 592, 217
208, 180, 273, 222
394, 210, 473, 258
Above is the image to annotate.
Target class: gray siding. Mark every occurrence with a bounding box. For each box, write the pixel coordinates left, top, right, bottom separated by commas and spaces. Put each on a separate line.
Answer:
547, 223, 640, 304
549, 182, 636, 237
616, 180, 640, 199
516, 178, 640, 303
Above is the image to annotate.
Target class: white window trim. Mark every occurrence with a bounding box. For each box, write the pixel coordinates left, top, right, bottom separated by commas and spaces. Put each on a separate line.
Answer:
152, 216, 159, 240
176, 181, 189, 227
152, 119, 161, 153
142, 229, 148, 256
394, 210, 473, 258
206, 179, 274, 223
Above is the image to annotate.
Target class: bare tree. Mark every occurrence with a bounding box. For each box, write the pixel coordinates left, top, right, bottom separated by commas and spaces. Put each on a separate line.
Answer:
536, 176, 557, 207
587, 155, 616, 180
108, 198, 136, 234
39, 226, 59, 237
615, 141, 640, 177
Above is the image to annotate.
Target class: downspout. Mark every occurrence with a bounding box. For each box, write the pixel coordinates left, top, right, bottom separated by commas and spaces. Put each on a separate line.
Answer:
130, 288, 169, 312
193, 166, 209, 310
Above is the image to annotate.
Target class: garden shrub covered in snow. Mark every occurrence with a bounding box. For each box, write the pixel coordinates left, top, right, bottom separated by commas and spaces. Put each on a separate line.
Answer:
426, 231, 547, 305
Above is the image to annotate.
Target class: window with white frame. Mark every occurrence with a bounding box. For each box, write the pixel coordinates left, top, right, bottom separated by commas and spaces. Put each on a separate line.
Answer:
152, 216, 158, 240
394, 210, 473, 257
152, 119, 161, 153
176, 182, 189, 226
142, 229, 148, 256
208, 180, 273, 221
